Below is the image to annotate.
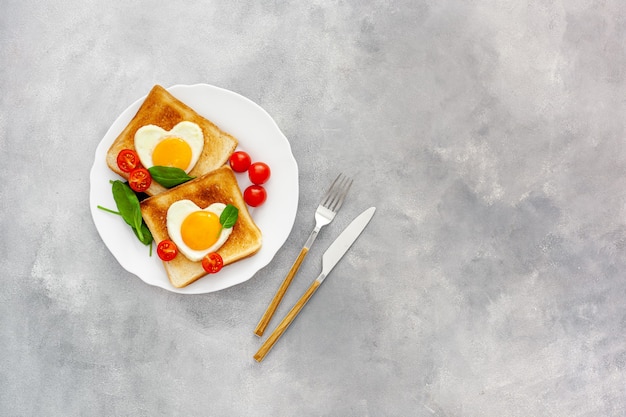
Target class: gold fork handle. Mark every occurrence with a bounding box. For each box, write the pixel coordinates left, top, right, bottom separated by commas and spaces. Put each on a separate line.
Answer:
254, 279, 321, 362
254, 246, 310, 336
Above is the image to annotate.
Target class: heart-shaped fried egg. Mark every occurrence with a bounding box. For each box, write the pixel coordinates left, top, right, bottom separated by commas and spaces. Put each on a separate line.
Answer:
166, 200, 232, 262
134, 121, 204, 173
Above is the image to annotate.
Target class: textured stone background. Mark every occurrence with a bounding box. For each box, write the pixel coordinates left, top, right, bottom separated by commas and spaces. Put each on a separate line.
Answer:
2, 1, 625, 416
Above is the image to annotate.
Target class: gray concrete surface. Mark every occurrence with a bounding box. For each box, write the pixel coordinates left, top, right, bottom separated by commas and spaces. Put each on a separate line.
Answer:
2, 1, 626, 416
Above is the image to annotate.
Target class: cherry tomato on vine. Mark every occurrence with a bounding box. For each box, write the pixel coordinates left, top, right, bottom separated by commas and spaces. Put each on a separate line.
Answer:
128, 167, 152, 192
202, 252, 223, 274
116, 149, 141, 173
229, 151, 252, 173
244, 185, 267, 207
157, 240, 178, 261
248, 162, 271, 185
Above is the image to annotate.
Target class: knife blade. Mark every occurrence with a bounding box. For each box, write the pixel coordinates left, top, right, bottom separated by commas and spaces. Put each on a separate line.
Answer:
319, 206, 376, 282
253, 206, 376, 362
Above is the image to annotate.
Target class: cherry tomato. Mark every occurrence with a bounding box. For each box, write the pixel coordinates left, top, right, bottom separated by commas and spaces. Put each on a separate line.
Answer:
128, 167, 152, 192
117, 149, 141, 173
248, 162, 271, 185
157, 240, 178, 261
244, 184, 267, 207
202, 252, 223, 274
229, 151, 251, 173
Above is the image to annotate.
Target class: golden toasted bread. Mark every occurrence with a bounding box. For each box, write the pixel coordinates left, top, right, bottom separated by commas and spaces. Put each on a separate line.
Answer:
140, 166, 262, 288
106, 84, 238, 196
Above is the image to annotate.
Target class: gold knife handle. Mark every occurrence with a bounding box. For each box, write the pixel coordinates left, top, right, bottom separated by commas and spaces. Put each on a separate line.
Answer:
254, 246, 310, 336
254, 279, 322, 362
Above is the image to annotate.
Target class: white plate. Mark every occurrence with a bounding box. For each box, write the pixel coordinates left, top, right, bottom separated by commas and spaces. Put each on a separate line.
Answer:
89, 84, 299, 294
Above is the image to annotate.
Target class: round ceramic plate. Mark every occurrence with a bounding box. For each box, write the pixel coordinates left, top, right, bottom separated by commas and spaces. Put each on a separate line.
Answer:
89, 84, 298, 294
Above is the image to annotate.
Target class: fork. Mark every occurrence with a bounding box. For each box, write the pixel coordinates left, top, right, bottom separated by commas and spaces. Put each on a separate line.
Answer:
254, 173, 353, 336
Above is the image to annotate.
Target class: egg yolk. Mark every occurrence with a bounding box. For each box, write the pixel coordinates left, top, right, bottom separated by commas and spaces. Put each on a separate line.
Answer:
152, 137, 192, 170
181, 211, 221, 251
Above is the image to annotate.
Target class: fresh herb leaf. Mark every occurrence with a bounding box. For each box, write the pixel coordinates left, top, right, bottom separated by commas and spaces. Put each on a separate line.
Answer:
99, 181, 153, 249
111, 180, 144, 242
148, 166, 195, 188
219, 204, 239, 229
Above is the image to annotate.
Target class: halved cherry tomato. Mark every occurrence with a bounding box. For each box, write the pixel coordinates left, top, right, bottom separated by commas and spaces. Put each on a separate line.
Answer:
128, 167, 152, 192
157, 240, 178, 261
117, 149, 141, 173
202, 252, 223, 274
248, 162, 271, 185
229, 151, 251, 173
244, 184, 267, 207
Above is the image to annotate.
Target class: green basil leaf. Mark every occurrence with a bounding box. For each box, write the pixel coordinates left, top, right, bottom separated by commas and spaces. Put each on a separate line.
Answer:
111, 180, 144, 241
148, 166, 195, 188
219, 204, 239, 229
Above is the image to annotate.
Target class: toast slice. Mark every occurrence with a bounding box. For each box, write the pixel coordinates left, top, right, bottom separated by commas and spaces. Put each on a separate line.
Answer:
140, 166, 262, 288
106, 84, 238, 196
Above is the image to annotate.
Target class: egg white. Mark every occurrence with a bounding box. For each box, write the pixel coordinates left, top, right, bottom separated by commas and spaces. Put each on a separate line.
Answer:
134, 121, 204, 173
166, 200, 232, 262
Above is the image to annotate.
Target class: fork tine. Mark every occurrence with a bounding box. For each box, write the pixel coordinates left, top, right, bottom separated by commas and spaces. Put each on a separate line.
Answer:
322, 174, 352, 212
320, 174, 344, 206
327, 177, 352, 212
